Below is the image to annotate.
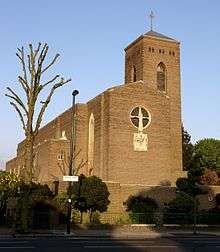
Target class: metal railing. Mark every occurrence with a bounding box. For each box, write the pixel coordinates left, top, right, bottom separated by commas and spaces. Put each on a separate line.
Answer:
2, 211, 220, 230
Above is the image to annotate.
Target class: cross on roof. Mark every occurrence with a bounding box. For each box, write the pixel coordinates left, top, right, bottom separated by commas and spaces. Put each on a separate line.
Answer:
149, 11, 155, 31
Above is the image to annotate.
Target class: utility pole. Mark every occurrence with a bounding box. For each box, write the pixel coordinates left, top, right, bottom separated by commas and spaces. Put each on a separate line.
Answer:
67, 89, 79, 235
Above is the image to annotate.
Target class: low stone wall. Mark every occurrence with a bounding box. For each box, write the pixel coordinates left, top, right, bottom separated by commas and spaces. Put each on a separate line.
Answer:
105, 181, 220, 213
105, 181, 176, 213
48, 180, 220, 216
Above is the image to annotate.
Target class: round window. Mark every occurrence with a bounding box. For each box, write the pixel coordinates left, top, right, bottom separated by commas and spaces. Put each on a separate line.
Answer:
130, 106, 151, 130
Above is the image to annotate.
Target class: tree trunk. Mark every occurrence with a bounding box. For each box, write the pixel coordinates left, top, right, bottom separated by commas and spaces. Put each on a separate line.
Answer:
25, 134, 35, 183
20, 195, 30, 232
80, 211, 83, 224
89, 210, 93, 223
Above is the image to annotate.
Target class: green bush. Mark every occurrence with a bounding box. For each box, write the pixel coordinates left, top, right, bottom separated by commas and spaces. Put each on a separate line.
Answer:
69, 175, 110, 223
129, 212, 155, 224
124, 194, 158, 224
163, 192, 195, 224
198, 209, 220, 225
115, 214, 132, 225
194, 138, 220, 173
90, 212, 101, 224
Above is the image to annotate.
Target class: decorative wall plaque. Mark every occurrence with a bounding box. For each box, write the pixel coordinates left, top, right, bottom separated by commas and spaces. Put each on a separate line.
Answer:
133, 132, 148, 151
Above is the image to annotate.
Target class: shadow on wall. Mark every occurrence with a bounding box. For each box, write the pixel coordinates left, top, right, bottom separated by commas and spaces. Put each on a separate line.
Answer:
40, 180, 220, 251
5, 181, 220, 251
48, 178, 220, 228
91, 183, 220, 251
120, 182, 220, 226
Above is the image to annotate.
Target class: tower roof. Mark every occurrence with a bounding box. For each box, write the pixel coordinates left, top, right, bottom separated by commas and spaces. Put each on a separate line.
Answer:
144, 30, 177, 42
125, 30, 179, 51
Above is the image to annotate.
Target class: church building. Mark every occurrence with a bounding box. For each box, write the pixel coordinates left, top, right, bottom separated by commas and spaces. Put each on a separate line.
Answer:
6, 26, 186, 212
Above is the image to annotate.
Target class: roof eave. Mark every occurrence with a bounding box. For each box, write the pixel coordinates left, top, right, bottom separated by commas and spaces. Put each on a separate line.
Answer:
143, 34, 180, 44
124, 35, 144, 51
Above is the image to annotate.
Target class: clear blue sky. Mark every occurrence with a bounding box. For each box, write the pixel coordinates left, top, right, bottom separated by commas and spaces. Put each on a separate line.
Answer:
1, 0, 220, 166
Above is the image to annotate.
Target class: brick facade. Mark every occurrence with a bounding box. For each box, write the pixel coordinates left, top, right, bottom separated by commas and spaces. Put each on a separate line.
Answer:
6, 30, 187, 209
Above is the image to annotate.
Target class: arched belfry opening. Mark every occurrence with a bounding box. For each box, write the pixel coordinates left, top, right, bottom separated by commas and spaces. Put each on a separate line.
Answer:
157, 62, 166, 92
88, 113, 94, 175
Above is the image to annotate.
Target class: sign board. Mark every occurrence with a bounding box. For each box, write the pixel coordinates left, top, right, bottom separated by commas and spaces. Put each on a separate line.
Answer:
63, 175, 79, 182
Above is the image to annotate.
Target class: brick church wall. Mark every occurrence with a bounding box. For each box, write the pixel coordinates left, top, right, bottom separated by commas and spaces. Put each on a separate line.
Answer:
35, 140, 70, 183
125, 39, 144, 83
87, 92, 111, 180
105, 181, 176, 213
104, 82, 175, 185
87, 95, 102, 177
7, 29, 214, 217
48, 180, 220, 217
7, 104, 88, 181
6, 157, 18, 174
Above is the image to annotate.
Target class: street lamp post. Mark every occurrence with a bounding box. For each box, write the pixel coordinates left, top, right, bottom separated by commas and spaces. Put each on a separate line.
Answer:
67, 89, 79, 235
69, 89, 79, 176
66, 198, 72, 234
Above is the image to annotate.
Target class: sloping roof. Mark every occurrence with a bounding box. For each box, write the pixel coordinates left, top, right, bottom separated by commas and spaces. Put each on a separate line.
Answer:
144, 30, 177, 42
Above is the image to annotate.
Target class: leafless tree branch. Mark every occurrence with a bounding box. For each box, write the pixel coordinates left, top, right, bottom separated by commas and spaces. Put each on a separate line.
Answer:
17, 47, 28, 83
34, 43, 41, 58
5, 87, 28, 114
73, 149, 82, 161
42, 75, 60, 88
34, 78, 71, 134
75, 159, 88, 175
57, 161, 67, 176
6, 42, 71, 183
18, 76, 29, 94
41, 54, 60, 74
37, 43, 48, 67
9, 101, 26, 131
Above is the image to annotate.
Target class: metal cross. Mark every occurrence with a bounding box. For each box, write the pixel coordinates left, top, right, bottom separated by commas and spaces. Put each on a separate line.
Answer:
149, 11, 155, 31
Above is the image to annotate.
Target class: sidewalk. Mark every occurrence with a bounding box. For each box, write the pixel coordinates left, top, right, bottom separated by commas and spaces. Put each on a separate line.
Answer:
1, 226, 220, 239
63, 228, 220, 239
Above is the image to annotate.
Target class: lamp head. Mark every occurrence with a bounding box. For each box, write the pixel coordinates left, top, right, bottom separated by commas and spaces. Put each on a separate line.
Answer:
72, 90, 79, 96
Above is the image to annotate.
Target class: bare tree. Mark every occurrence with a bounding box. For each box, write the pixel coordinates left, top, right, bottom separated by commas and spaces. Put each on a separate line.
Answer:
51, 149, 87, 181
6, 43, 71, 183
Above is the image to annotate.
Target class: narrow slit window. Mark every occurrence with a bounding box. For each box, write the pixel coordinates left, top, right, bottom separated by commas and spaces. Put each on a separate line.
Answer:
88, 113, 95, 175
132, 65, 137, 82
157, 62, 166, 92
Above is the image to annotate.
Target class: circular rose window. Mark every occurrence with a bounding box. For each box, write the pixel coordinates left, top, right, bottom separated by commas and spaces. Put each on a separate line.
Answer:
130, 106, 151, 131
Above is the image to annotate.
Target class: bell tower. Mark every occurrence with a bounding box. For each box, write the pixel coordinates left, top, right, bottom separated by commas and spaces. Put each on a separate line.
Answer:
124, 28, 183, 178
124, 30, 180, 92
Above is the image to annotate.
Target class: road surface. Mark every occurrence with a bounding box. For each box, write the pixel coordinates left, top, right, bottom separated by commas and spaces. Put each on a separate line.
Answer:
0, 234, 220, 251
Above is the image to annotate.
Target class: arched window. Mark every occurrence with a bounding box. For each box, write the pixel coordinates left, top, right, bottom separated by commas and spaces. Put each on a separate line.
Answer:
157, 62, 166, 92
88, 113, 94, 175
132, 65, 137, 82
